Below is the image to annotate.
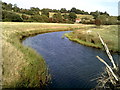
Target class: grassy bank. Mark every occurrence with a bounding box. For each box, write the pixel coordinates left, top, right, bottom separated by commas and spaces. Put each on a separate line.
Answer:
65, 25, 118, 52
2, 22, 84, 88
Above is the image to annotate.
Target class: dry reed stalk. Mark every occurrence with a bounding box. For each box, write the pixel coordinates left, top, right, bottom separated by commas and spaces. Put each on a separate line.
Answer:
97, 33, 117, 69
96, 33, 119, 89
96, 56, 118, 81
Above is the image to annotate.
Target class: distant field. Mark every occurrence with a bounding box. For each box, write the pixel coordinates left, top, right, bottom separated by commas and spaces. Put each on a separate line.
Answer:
76, 14, 94, 19
2, 22, 86, 88
65, 25, 118, 52
49, 12, 94, 19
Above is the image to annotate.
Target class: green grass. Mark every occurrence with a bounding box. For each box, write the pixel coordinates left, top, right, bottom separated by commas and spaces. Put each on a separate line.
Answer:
65, 25, 118, 52
2, 22, 85, 88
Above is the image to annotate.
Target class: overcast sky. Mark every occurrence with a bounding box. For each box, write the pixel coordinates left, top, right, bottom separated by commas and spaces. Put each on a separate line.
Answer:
2, 0, 119, 16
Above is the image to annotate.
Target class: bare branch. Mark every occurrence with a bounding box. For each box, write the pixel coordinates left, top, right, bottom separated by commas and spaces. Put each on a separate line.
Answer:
97, 33, 117, 69
96, 56, 118, 81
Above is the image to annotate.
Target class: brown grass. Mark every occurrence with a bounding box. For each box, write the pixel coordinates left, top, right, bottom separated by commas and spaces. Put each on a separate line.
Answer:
2, 22, 85, 88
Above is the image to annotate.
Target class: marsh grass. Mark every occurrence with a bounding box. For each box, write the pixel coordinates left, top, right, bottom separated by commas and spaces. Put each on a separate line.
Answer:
2, 22, 84, 88
65, 25, 119, 52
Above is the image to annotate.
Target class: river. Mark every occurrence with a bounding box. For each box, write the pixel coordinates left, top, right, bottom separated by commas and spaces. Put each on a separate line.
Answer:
22, 31, 119, 89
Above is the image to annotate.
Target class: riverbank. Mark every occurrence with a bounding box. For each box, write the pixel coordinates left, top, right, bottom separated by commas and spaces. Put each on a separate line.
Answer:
2, 22, 86, 88
65, 25, 118, 52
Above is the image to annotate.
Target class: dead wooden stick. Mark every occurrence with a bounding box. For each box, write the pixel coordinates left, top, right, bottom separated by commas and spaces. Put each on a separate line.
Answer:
96, 56, 118, 81
97, 33, 117, 69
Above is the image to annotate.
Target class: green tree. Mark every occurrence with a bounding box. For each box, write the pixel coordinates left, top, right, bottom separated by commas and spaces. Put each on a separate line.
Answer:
31, 15, 44, 22
52, 9, 59, 12
41, 8, 50, 17
75, 9, 82, 14
70, 7, 77, 13
60, 8, 67, 13
53, 13, 63, 23
2, 11, 23, 22
41, 15, 49, 22
30, 7, 40, 15
62, 14, 69, 19
97, 15, 108, 25
90, 11, 100, 19
2, 2, 12, 11
95, 19, 101, 26
96, 15, 117, 25
107, 16, 117, 25
69, 12, 77, 22
13, 4, 20, 12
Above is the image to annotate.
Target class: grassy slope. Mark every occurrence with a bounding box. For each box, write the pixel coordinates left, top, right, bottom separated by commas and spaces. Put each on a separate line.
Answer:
65, 25, 118, 52
49, 12, 93, 19
2, 22, 84, 88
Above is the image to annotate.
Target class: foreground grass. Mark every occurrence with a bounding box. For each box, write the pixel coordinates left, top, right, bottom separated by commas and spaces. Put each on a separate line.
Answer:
2, 22, 86, 88
65, 25, 118, 52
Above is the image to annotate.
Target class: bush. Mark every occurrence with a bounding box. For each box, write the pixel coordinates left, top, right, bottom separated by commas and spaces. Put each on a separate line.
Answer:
69, 12, 77, 22
31, 15, 44, 22
96, 15, 117, 25
21, 14, 29, 21
107, 16, 117, 25
95, 19, 101, 26
41, 15, 49, 22
2, 11, 23, 22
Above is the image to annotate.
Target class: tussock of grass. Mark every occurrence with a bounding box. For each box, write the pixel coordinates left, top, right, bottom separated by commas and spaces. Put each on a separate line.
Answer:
2, 22, 84, 88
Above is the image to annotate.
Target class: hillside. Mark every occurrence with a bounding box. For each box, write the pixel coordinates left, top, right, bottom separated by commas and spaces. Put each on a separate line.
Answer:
3, 1, 116, 24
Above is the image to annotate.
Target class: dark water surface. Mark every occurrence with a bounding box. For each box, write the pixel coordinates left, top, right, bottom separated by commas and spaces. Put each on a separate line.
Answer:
22, 31, 119, 89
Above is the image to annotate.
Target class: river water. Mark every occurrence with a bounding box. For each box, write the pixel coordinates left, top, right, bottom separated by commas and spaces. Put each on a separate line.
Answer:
22, 31, 119, 89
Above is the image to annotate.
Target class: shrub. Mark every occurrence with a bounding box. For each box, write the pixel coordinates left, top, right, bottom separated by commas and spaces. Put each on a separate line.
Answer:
31, 15, 44, 22
95, 19, 101, 26
41, 15, 49, 22
2, 11, 23, 22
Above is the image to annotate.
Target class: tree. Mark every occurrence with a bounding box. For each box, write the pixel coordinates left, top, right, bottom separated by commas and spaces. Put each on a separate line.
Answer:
107, 16, 117, 25
30, 7, 40, 15
52, 9, 59, 12
62, 14, 69, 20
70, 7, 77, 13
69, 12, 77, 22
31, 15, 44, 22
2, 11, 23, 22
2, 2, 12, 11
7, 3, 12, 10
100, 11, 109, 16
21, 14, 30, 21
41, 15, 49, 22
60, 8, 67, 13
13, 4, 20, 12
75, 9, 82, 14
41, 8, 50, 17
30, 7, 40, 12
90, 11, 100, 19
53, 13, 63, 23
95, 19, 101, 26
96, 15, 117, 25
96, 15, 108, 25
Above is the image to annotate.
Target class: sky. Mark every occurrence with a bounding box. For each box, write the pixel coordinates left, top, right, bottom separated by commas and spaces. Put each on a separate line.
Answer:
2, 0, 119, 16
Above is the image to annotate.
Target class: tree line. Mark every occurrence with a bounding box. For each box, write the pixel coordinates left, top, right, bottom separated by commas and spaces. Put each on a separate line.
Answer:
2, 1, 119, 25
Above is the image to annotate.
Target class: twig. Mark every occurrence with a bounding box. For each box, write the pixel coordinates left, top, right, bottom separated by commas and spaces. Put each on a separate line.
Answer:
97, 33, 117, 69
96, 56, 118, 81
